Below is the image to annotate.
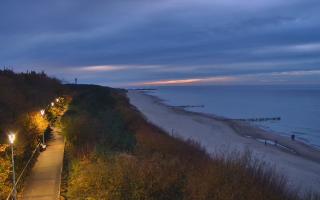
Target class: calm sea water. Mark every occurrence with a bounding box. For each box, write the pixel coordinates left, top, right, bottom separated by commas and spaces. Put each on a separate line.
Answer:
147, 85, 320, 149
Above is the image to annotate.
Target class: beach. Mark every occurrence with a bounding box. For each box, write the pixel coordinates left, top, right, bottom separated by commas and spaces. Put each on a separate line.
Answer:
127, 90, 320, 195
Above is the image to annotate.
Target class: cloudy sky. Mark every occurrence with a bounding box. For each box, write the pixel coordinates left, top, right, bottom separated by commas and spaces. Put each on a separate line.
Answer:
1, 0, 320, 86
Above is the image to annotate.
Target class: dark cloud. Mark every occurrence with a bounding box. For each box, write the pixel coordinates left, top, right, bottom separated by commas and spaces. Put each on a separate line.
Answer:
0, 0, 320, 86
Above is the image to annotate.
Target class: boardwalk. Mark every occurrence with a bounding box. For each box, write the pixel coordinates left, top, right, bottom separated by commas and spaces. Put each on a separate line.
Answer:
21, 127, 65, 200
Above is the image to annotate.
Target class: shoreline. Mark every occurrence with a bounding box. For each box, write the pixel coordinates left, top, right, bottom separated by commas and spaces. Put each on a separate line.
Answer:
142, 90, 320, 163
127, 90, 320, 195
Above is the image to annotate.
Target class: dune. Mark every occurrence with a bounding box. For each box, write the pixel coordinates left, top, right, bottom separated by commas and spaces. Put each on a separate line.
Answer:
127, 90, 320, 195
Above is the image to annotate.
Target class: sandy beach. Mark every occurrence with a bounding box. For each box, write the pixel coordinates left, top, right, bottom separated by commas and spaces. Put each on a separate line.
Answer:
127, 90, 320, 195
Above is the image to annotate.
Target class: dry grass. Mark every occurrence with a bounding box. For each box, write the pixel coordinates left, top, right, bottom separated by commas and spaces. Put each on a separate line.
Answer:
62, 86, 303, 200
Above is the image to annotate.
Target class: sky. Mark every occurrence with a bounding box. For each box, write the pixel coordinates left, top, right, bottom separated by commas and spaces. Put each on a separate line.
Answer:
1, 0, 320, 87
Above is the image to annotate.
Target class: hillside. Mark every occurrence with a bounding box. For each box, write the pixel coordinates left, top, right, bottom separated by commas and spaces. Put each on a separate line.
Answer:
60, 84, 300, 200
1, 71, 316, 199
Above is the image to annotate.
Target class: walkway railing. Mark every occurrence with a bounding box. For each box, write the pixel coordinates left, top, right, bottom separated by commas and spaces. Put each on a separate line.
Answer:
6, 143, 40, 200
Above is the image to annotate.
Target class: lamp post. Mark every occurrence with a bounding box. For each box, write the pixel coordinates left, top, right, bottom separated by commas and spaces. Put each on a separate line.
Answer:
40, 109, 45, 144
8, 133, 17, 200
40, 109, 45, 116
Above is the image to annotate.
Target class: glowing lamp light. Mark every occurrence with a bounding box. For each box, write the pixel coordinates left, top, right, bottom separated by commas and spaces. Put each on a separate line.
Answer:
56, 98, 59, 102
51, 102, 54, 106
40, 109, 45, 116
8, 133, 16, 144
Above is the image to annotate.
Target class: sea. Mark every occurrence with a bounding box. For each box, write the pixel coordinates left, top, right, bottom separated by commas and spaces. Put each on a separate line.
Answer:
144, 85, 320, 149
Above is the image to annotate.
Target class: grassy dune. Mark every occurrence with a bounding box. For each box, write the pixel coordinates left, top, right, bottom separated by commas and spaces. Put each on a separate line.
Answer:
61, 84, 302, 200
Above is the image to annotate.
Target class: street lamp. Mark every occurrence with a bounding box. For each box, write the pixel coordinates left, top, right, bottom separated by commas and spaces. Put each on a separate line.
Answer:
8, 133, 17, 200
55, 98, 59, 103
40, 109, 46, 145
40, 109, 45, 116
51, 102, 54, 107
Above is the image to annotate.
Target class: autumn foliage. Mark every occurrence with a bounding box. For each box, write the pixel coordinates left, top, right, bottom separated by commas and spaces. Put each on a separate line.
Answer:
0, 69, 64, 198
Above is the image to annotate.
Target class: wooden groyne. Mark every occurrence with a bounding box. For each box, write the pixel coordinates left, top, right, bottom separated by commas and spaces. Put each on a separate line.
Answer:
170, 105, 205, 109
233, 117, 281, 122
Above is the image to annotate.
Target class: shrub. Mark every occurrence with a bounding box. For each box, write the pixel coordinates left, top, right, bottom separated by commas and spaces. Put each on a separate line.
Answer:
61, 85, 136, 156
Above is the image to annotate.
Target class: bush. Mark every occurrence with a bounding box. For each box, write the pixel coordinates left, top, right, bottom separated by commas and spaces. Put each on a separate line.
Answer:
61, 85, 136, 156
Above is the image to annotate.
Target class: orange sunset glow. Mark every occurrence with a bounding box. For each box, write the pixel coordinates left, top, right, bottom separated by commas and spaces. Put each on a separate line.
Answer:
139, 76, 237, 86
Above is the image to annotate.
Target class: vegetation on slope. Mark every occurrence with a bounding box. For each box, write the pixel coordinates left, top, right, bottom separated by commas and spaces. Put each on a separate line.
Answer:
0, 69, 65, 198
61, 84, 299, 200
